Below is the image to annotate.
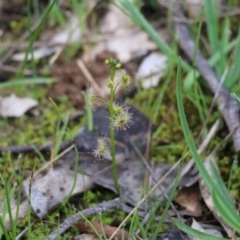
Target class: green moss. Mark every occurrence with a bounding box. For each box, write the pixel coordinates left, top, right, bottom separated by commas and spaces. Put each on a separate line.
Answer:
127, 82, 201, 163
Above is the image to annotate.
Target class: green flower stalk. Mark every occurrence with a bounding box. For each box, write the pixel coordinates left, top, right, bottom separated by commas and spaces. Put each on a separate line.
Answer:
85, 58, 132, 195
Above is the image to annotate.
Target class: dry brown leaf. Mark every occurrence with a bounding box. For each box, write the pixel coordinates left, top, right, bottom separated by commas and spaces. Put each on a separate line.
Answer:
76, 221, 129, 239
172, 183, 204, 217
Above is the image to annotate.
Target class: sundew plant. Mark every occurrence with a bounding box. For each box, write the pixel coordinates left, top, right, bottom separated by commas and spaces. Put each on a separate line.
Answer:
85, 58, 132, 194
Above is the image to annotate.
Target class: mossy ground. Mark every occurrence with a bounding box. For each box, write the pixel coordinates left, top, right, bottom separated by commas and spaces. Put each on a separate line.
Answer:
1, 76, 240, 238
1, 0, 240, 237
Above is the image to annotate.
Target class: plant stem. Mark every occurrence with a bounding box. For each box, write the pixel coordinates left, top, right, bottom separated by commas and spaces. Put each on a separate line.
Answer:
109, 66, 120, 195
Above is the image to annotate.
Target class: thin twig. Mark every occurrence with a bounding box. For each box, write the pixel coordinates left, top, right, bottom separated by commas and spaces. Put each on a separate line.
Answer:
45, 198, 122, 240
30, 144, 75, 179
76, 59, 106, 99
45, 197, 169, 240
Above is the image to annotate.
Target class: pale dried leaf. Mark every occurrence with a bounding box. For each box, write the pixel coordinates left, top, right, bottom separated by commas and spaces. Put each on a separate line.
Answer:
74, 234, 98, 240
136, 52, 167, 89
191, 219, 223, 240
100, 4, 131, 33
84, 4, 157, 63
0, 94, 38, 117
23, 166, 93, 218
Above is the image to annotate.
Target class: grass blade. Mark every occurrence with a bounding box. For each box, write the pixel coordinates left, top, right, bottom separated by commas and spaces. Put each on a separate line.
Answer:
212, 187, 240, 232
224, 30, 240, 89
176, 58, 212, 189
0, 77, 55, 89
151, 162, 182, 239
203, 0, 221, 76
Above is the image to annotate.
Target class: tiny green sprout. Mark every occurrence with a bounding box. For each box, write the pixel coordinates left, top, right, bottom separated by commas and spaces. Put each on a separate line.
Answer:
93, 137, 109, 160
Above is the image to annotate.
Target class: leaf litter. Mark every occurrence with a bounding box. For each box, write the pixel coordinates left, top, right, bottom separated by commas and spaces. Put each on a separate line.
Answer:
0, 0, 239, 239
0, 94, 38, 117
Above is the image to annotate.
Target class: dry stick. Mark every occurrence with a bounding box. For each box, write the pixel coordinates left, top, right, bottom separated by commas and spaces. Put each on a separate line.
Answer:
176, 28, 240, 152
47, 161, 180, 240
159, 1, 240, 152
45, 198, 170, 240
29, 144, 75, 179
76, 59, 106, 99
45, 198, 121, 240
108, 159, 181, 240
176, 24, 240, 152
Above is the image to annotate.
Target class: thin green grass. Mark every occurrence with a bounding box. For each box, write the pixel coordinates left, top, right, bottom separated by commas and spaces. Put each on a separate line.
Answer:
18, 0, 56, 77
0, 77, 55, 89
176, 58, 240, 237
152, 162, 182, 239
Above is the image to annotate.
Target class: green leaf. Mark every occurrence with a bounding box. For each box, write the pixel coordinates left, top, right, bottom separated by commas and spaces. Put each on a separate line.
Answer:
224, 30, 240, 89
212, 187, 240, 233
0, 77, 55, 89
176, 58, 213, 190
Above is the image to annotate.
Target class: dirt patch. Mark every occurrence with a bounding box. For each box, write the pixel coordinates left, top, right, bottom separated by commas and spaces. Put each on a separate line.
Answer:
49, 51, 116, 109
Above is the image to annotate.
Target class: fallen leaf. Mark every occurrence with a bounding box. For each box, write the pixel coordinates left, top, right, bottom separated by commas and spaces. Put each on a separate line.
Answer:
84, 5, 159, 63
172, 183, 203, 217
136, 52, 167, 89
0, 94, 38, 117
74, 233, 98, 240
23, 166, 93, 218
191, 218, 223, 239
